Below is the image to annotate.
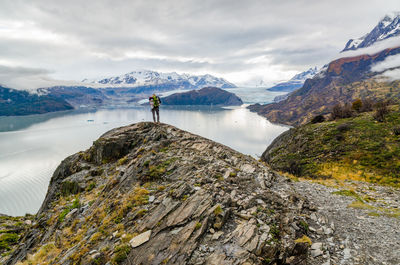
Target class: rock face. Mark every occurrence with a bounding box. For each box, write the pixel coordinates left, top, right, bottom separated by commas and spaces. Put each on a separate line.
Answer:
248, 46, 400, 126
5, 122, 314, 265
162, 87, 243, 106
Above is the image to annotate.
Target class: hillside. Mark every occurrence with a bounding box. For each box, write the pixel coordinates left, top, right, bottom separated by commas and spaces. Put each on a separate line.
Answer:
249, 47, 400, 126
0, 86, 73, 116
6, 122, 316, 265
162, 87, 243, 106
262, 107, 400, 187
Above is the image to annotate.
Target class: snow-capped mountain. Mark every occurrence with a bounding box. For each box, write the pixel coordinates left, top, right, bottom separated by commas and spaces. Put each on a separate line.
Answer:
267, 67, 318, 92
82, 70, 236, 89
342, 12, 400, 52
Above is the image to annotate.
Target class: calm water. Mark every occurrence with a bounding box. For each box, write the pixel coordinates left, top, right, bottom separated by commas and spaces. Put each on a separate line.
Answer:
0, 89, 288, 216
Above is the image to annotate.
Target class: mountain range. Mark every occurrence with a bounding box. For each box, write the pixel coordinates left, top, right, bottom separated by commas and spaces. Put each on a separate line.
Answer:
342, 12, 400, 52
82, 70, 236, 89
249, 13, 400, 126
267, 67, 318, 92
0, 71, 237, 116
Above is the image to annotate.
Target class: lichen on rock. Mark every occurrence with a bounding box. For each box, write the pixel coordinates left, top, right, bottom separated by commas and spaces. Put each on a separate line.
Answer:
6, 122, 314, 265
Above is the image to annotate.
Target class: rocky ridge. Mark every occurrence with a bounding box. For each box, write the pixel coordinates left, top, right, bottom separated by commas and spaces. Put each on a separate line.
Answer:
343, 13, 400, 52
6, 122, 316, 265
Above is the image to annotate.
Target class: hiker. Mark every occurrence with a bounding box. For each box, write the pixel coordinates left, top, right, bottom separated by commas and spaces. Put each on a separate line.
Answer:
149, 93, 161, 123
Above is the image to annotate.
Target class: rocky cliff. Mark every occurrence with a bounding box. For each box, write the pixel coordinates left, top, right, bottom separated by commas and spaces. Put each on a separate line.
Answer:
162, 87, 243, 106
6, 122, 318, 265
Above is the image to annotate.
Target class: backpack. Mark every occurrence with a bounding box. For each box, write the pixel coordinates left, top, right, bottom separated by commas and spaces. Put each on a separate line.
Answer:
152, 95, 160, 107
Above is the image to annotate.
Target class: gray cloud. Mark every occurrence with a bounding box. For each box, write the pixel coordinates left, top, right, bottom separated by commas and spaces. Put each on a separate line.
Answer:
0, 65, 79, 90
0, 0, 399, 87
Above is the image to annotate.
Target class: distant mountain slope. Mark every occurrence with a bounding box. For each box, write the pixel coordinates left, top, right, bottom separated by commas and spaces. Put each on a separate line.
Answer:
267, 67, 318, 92
0, 86, 73, 116
83, 70, 236, 89
162, 87, 243, 106
249, 46, 400, 126
343, 13, 400, 52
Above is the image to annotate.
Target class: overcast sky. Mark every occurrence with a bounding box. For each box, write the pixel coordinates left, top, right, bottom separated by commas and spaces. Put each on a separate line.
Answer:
0, 0, 399, 89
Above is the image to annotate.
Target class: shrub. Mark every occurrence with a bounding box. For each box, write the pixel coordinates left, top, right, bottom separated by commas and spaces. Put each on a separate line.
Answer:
310, 115, 325, 124
337, 123, 351, 132
61, 181, 81, 196
112, 244, 130, 264
360, 98, 374, 112
331, 103, 353, 120
373, 101, 390, 122
352, 99, 363, 112
393, 126, 400, 136
287, 160, 303, 176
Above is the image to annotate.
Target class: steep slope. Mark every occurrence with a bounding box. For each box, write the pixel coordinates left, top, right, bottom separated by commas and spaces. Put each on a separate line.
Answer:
0, 86, 73, 116
261, 109, 400, 187
249, 47, 400, 126
343, 13, 400, 52
6, 122, 317, 265
162, 87, 243, 106
83, 70, 236, 89
267, 67, 318, 92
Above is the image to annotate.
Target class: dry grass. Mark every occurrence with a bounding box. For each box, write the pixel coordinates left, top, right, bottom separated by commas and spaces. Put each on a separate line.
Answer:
294, 235, 312, 245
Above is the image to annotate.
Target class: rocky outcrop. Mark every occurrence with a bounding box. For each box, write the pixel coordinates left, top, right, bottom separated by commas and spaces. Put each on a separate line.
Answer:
5, 122, 315, 265
248, 47, 400, 126
0, 215, 34, 264
162, 87, 243, 106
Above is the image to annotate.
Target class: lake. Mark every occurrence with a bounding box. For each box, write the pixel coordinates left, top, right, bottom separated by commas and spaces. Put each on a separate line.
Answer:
0, 88, 288, 216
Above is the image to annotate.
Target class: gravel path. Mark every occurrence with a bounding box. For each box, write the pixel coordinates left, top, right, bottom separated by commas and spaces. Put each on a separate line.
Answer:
289, 180, 400, 265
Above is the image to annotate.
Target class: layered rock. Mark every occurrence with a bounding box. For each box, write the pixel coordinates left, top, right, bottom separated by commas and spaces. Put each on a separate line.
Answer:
6, 122, 315, 265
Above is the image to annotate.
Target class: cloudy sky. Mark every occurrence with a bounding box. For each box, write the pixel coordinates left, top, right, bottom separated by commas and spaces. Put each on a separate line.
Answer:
0, 0, 399, 89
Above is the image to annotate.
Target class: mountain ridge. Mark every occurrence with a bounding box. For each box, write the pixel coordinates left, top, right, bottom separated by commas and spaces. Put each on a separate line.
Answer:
342, 12, 400, 52
82, 70, 236, 89
248, 46, 400, 126
267, 67, 318, 93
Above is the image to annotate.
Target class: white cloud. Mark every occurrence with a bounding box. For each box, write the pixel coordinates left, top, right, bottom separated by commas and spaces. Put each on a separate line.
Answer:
338, 36, 400, 59
0, 65, 80, 90
0, 0, 399, 87
379, 68, 400, 81
371, 53, 400, 72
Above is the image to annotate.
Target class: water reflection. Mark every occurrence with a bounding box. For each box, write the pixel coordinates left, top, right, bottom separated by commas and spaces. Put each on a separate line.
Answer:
0, 106, 288, 216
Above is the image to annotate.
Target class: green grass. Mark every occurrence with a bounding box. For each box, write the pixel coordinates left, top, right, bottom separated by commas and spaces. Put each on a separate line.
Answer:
266, 108, 400, 187
59, 198, 80, 222
332, 189, 363, 202
0, 233, 19, 251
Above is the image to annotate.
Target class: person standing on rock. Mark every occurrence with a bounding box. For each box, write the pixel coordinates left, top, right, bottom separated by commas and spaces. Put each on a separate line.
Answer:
149, 93, 161, 123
